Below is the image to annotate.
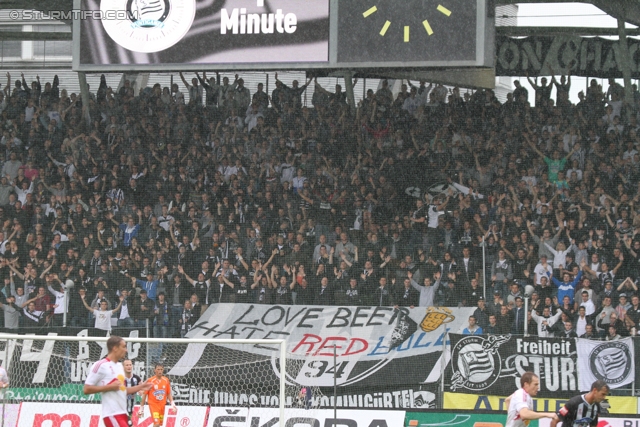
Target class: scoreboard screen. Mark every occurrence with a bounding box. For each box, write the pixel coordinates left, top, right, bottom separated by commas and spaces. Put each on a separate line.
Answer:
73, 0, 492, 71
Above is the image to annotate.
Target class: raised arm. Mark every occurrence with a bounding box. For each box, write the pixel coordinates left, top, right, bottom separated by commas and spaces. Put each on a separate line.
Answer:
169, 223, 180, 247
111, 295, 124, 313
262, 248, 278, 271
179, 72, 190, 89
39, 262, 56, 280
222, 275, 235, 289
8, 263, 25, 280
580, 259, 598, 277
289, 266, 297, 290
21, 295, 39, 308
407, 270, 422, 292
428, 271, 442, 292
563, 143, 578, 161
80, 295, 94, 313
611, 255, 624, 276
379, 255, 392, 270
301, 77, 312, 91
177, 265, 196, 285
623, 236, 638, 258
617, 277, 635, 291
313, 78, 330, 95
524, 134, 546, 159
298, 191, 313, 204
544, 242, 558, 256
339, 251, 353, 268
196, 72, 210, 88
436, 195, 451, 212
502, 244, 516, 260
251, 270, 262, 289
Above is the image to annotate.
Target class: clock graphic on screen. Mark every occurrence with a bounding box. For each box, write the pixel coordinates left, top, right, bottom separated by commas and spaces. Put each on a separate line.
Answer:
362, 2, 452, 42
101, 0, 197, 53
337, 0, 478, 63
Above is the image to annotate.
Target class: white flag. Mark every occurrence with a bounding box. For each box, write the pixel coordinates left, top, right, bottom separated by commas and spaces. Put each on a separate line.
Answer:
577, 338, 635, 391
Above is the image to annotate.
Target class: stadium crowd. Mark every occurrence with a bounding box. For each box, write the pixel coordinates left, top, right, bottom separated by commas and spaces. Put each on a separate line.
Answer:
0, 69, 639, 340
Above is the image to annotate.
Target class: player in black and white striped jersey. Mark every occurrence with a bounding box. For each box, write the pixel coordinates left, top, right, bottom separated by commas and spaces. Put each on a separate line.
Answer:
123, 359, 142, 427
551, 380, 609, 427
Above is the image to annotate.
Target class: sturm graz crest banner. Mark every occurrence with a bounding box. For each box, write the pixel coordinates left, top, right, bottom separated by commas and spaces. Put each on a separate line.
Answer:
449, 335, 510, 392
577, 338, 634, 391
446, 334, 579, 398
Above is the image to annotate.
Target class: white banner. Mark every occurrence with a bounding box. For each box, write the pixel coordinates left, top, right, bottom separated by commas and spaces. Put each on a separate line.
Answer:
187, 304, 473, 359
178, 304, 474, 387
205, 407, 405, 427
17, 402, 208, 427
576, 338, 635, 391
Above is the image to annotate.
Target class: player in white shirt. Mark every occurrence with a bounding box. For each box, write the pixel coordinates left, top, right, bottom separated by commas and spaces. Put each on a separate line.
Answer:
84, 336, 151, 427
505, 372, 557, 427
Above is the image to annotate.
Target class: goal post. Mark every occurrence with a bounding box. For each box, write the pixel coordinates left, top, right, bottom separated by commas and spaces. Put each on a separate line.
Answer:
0, 332, 298, 427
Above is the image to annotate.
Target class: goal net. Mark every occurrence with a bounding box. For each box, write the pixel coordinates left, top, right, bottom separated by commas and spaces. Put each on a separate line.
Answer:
0, 332, 325, 427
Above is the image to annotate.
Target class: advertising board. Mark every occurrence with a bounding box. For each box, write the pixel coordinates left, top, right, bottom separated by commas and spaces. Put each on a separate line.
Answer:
16, 403, 403, 427
206, 408, 405, 427
539, 418, 640, 427
17, 402, 208, 427
405, 412, 538, 427
407, 413, 640, 427
443, 393, 638, 415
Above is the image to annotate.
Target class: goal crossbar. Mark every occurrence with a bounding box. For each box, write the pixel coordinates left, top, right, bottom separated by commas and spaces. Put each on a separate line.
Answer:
0, 333, 286, 346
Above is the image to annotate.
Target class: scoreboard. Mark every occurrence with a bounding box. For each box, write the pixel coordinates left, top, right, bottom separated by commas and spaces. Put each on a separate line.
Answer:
73, 0, 493, 71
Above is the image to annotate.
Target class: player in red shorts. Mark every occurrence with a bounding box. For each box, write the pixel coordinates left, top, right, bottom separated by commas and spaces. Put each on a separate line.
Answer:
139, 364, 176, 427
84, 336, 152, 427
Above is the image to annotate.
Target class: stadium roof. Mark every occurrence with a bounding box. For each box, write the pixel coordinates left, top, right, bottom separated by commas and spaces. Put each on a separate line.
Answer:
496, 0, 640, 27
5, 0, 640, 27
5, 0, 72, 23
